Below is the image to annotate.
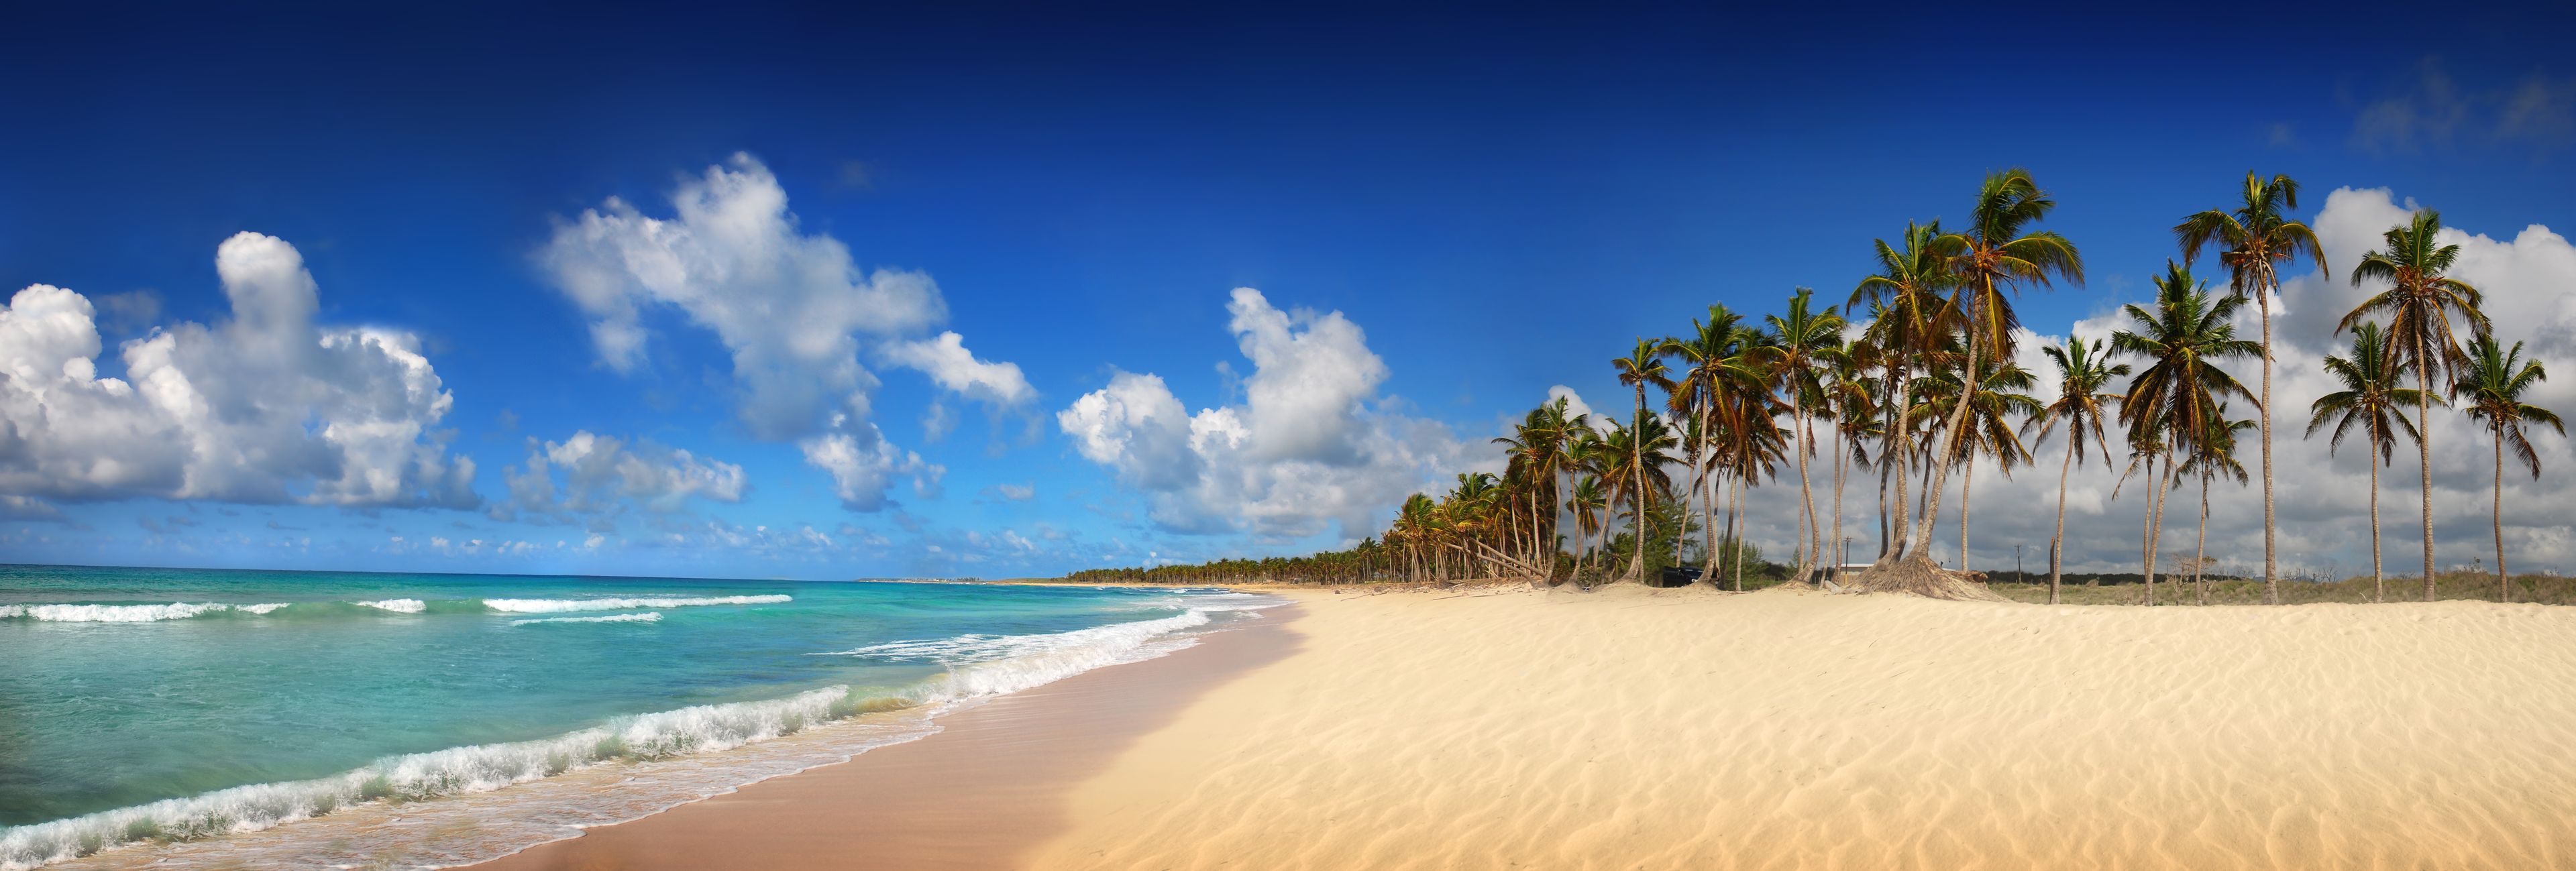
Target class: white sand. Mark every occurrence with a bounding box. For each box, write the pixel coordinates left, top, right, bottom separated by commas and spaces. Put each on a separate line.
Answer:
1030, 584, 2576, 870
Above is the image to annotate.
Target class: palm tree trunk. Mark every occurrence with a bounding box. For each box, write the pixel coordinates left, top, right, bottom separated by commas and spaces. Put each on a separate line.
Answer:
1733, 475, 1748, 591
1831, 420, 1847, 589
1878, 451, 1893, 557
1958, 455, 1974, 571
1911, 294, 1983, 558
1627, 397, 1650, 583
1700, 408, 1722, 583
1792, 390, 1817, 585
2369, 418, 2384, 603
2258, 274, 2279, 605
1880, 365, 1914, 563
2418, 348, 2437, 602
2196, 469, 2210, 605
2139, 453, 2155, 593
2051, 430, 2073, 605
2148, 450, 2172, 607
2496, 428, 2508, 603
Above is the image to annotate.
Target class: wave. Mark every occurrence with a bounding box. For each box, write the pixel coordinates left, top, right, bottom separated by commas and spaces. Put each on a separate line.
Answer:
511, 612, 664, 627
0, 594, 786, 624
0, 598, 1269, 870
478, 595, 792, 614
0, 602, 291, 623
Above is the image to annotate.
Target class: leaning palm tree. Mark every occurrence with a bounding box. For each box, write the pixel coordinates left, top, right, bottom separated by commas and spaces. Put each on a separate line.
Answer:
1762, 288, 1848, 584
2175, 406, 2253, 605
1913, 349, 2040, 573
2027, 335, 2129, 604
1494, 398, 1584, 575
2306, 322, 2428, 603
2343, 209, 2490, 601
1850, 220, 1956, 563
2451, 335, 2562, 601
1612, 339, 1677, 582
2176, 172, 2326, 603
1868, 170, 2080, 598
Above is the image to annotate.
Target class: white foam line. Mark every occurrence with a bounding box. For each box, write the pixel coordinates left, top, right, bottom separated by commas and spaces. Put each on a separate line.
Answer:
511, 612, 664, 627
479, 595, 791, 614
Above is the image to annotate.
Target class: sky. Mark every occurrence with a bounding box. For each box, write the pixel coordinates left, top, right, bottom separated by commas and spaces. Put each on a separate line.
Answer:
0, 3, 2572, 579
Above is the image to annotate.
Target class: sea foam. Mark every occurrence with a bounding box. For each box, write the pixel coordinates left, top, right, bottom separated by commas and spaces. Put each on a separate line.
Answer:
0, 602, 290, 622
511, 612, 664, 627
479, 595, 792, 613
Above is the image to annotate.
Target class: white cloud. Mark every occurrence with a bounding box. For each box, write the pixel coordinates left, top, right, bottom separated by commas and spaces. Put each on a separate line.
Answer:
881, 331, 1033, 406
535, 153, 1019, 510
1058, 288, 1476, 539
0, 233, 477, 513
800, 426, 944, 512
495, 430, 746, 524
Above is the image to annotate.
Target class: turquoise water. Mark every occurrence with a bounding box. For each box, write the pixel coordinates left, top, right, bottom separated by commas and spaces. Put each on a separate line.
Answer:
0, 565, 1269, 869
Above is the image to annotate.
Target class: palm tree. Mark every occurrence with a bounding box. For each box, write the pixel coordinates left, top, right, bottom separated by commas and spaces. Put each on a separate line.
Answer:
1913, 347, 2039, 573
1850, 220, 1956, 563
1825, 345, 1881, 583
2452, 335, 2562, 601
1664, 308, 1758, 582
1598, 413, 1678, 582
1566, 475, 1609, 584
1763, 288, 1848, 584
2175, 406, 2252, 604
2306, 322, 2428, 603
2027, 335, 2129, 604
1393, 493, 1439, 581
2344, 209, 2489, 601
1494, 398, 1584, 577
2176, 172, 2326, 603
1612, 339, 1676, 582
1902, 170, 2083, 576
2112, 262, 2258, 606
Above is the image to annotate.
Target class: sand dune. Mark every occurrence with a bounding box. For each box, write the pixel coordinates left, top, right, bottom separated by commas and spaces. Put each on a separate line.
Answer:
1030, 585, 2576, 870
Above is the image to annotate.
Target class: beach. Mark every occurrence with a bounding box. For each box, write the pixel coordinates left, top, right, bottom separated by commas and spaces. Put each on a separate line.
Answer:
486, 582, 2576, 870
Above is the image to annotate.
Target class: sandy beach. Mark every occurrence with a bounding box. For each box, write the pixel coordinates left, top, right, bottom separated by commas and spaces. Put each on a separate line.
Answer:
476, 585, 2576, 870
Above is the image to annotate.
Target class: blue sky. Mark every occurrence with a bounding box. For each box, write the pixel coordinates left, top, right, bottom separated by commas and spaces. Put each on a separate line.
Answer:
2, 3, 2573, 579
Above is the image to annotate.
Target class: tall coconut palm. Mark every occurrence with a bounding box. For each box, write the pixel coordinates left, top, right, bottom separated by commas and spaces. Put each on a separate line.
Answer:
2112, 262, 2258, 606
1762, 288, 1849, 584
1664, 308, 1758, 581
1612, 339, 1677, 582
2175, 406, 2252, 604
1494, 398, 1584, 576
1393, 493, 1439, 581
2306, 322, 2428, 603
2343, 209, 2490, 601
2452, 335, 2561, 601
2027, 335, 2129, 604
2176, 172, 2326, 603
1598, 413, 1678, 581
1901, 170, 2083, 579
1850, 220, 1956, 563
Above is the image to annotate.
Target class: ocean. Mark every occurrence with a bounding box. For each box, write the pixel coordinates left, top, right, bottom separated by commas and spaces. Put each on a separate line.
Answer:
0, 564, 1277, 870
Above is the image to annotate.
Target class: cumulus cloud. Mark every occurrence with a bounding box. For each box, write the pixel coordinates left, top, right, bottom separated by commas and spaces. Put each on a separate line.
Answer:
535, 153, 1023, 510
800, 424, 944, 512
0, 232, 477, 514
881, 331, 1034, 406
1058, 288, 1477, 539
494, 430, 747, 524
1770, 188, 2576, 576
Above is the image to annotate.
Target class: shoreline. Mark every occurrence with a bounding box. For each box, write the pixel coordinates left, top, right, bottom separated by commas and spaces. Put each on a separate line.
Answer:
463, 604, 1301, 871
